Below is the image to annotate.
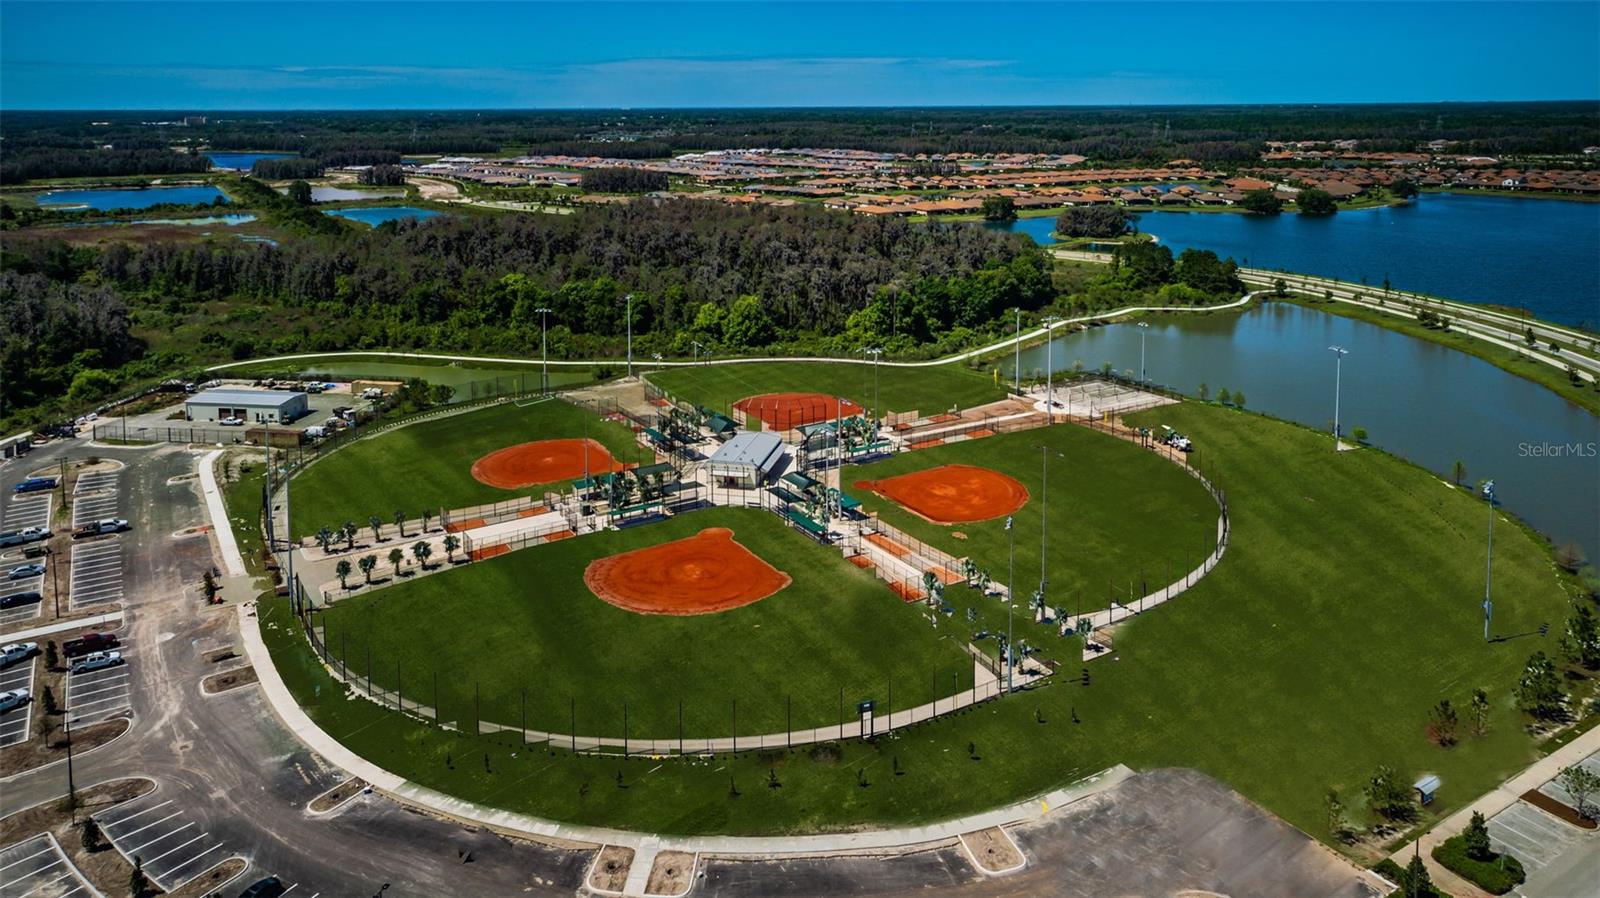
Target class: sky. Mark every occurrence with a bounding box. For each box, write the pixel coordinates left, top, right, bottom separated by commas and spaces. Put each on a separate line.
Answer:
2, 1, 1597, 109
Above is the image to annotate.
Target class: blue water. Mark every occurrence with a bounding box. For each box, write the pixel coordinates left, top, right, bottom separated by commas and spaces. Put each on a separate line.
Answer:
325, 206, 442, 226
998, 194, 1600, 327
205, 152, 297, 171
38, 185, 229, 211
1018, 303, 1600, 559
131, 213, 257, 227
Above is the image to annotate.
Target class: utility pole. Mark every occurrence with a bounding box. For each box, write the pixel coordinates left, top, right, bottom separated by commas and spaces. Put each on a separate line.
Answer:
1039, 446, 1051, 626
866, 348, 882, 419
1328, 345, 1348, 444
1482, 480, 1496, 641
64, 713, 76, 821
1136, 321, 1150, 383
625, 293, 634, 379
535, 307, 553, 394
1042, 316, 1060, 424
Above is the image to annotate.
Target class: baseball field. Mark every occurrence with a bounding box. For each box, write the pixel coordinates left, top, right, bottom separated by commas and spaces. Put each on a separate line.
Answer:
289, 398, 644, 536
316, 507, 979, 739
647, 360, 1005, 420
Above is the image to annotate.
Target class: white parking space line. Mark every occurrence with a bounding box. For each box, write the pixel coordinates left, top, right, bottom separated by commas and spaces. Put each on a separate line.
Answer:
114, 812, 184, 844
128, 822, 193, 855
98, 799, 172, 829
69, 538, 123, 609
160, 843, 223, 887
0, 658, 36, 747
2, 494, 52, 532
67, 661, 131, 724
0, 602, 43, 627
0, 834, 95, 898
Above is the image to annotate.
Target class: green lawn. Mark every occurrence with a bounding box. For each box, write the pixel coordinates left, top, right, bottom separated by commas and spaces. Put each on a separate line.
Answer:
318, 507, 974, 737
647, 360, 1004, 419
845, 425, 1219, 625
289, 398, 644, 536
229, 355, 601, 396
257, 401, 1577, 839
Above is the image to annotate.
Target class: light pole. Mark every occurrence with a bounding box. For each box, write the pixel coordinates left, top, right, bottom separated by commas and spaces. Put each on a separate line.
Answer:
1013, 308, 1022, 396
624, 293, 634, 379
1136, 321, 1150, 384
535, 307, 553, 394
1042, 315, 1060, 424
1005, 515, 1015, 692
1328, 345, 1348, 443
866, 347, 882, 420
1482, 480, 1496, 642
692, 340, 703, 367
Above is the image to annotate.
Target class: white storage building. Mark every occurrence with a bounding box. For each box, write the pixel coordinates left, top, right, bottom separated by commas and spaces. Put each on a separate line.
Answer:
185, 388, 308, 424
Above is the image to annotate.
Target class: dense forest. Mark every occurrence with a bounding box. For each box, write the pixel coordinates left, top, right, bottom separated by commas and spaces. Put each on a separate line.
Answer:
3, 102, 1596, 184
0, 147, 211, 184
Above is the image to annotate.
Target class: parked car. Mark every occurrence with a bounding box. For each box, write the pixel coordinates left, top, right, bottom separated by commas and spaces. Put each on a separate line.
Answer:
238, 877, 286, 898
72, 518, 129, 539
0, 527, 51, 547
13, 476, 57, 494
0, 688, 30, 714
0, 591, 42, 610
64, 632, 119, 658
7, 562, 45, 580
219, 417, 245, 426
22, 544, 51, 559
0, 642, 40, 669
70, 651, 124, 674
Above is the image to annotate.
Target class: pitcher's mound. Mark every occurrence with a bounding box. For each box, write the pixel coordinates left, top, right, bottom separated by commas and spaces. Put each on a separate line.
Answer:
857, 464, 1028, 524
471, 438, 624, 489
735, 392, 862, 429
584, 527, 790, 615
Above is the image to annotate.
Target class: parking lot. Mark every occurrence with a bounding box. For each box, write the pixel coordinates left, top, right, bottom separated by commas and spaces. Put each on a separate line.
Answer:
4, 490, 54, 532
70, 469, 120, 528
67, 644, 132, 725
95, 794, 236, 893
69, 538, 123, 608
0, 833, 97, 898
0, 572, 45, 626
0, 655, 36, 747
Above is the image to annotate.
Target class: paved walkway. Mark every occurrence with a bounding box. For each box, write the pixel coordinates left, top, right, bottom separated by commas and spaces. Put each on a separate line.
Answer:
1387, 723, 1600, 898
0, 609, 122, 641
199, 449, 246, 577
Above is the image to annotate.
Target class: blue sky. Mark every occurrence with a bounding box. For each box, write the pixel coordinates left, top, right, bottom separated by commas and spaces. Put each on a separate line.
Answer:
3, 1, 1597, 109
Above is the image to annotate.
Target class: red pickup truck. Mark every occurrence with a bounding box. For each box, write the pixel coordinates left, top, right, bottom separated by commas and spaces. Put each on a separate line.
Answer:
63, 632, 119, 658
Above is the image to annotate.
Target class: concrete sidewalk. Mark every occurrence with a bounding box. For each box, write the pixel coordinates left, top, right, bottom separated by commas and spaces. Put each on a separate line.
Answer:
238, 599, 1130, 857
1388, 723, 1600, 898
0, 609, 122, 641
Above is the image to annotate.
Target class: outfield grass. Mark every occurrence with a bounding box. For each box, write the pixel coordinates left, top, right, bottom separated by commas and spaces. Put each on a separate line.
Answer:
289, 398, 643, 536
845, 425, 1218, 622
257, 401, 1577, 840
318, 507, 974, 737
647, 360, 1005, 419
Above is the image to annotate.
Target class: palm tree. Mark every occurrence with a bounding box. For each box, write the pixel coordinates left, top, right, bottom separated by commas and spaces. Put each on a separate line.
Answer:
316, 527, 334, 553
443, 534, 460, 562
412, 540, 432, 571
420, 509, 433, 533
394, 510, 407, 538
335, 559, 352, 589
961, 558, 978, 587
342, 521, 357, 552
387, 547, 404, 578
358, 554, 377, 584
368, 515, 383, 543
922, 571, 938, 606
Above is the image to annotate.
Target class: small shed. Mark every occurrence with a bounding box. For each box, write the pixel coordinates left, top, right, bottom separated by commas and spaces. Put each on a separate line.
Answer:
1414, 775, 1440, 805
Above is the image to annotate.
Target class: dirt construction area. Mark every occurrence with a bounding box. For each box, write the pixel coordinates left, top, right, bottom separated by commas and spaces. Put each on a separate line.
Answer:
583, 527, 791, 615
857, 464, 1029, 524
734, 392, 863, 429
470, 437, 626, 489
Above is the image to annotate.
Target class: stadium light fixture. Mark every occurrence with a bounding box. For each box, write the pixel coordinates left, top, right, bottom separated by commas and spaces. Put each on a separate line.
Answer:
535, 307, 553, 394
1328, 345, 1348, 444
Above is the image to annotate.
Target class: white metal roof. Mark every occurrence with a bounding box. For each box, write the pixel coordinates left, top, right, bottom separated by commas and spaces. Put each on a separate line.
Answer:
187, 388, 304, 407
709, 431, 786, 473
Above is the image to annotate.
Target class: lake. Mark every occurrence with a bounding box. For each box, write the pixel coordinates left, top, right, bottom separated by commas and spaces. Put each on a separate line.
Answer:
325, 206, 442, 226
1016, 302, 1600, 560
996, 193, 1600, 327
37, 185, 229, 211
275, 186, 405, 203
206, 151, 297, 171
